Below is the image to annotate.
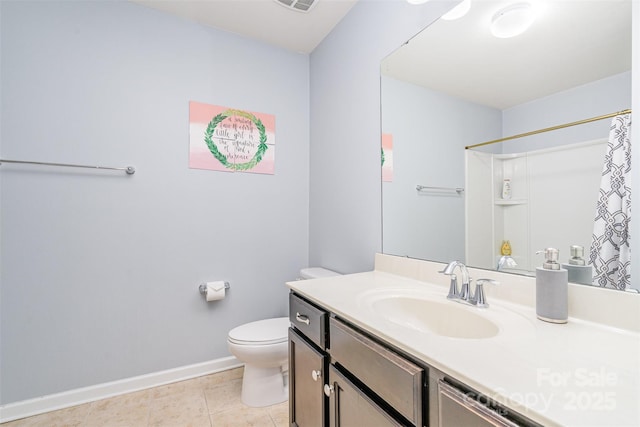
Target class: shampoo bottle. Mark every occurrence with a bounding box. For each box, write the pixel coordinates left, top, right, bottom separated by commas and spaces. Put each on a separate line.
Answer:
535, 248, 568, 324
502, 179, 512, 199
561, 245, 593, 286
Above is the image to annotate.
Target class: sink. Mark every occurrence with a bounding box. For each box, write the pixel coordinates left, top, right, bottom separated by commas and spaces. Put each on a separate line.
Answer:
370, 296, 499, 339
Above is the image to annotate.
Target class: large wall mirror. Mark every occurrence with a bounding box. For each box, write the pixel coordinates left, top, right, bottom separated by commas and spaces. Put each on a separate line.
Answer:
381, 0, 636, 291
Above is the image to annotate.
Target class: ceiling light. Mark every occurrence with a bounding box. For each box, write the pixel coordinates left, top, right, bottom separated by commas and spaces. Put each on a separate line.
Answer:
273, 0, 317, 12
490, 3, 535, 38
441, 0, 471, 20
406, 0, 430, 5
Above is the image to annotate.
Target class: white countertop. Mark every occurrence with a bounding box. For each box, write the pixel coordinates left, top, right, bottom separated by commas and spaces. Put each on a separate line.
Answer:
287, 270, 640, 427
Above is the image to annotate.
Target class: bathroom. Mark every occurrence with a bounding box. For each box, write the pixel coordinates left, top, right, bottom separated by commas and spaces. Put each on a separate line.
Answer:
0, 0, 638, 426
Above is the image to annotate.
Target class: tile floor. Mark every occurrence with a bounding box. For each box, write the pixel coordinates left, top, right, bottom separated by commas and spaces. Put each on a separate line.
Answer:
1, 367, 289, 427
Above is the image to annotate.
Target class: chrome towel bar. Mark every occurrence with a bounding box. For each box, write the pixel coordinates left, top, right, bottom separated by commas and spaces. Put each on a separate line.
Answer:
416, 185, 464, 194
0, 159, 136, 175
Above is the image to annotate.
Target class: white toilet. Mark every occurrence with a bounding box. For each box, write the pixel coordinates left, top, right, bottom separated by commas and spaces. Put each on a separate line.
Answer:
227, 267, 340, 407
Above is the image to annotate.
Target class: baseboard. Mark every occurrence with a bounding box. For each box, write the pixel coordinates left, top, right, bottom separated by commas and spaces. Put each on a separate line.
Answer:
0, 356, 242, 423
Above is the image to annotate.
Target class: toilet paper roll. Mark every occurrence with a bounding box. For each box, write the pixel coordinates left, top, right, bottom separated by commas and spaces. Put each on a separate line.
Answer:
206, 281, 226, 301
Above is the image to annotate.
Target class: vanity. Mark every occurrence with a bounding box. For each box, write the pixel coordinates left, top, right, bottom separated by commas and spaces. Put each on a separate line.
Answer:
287, 254, 640, 427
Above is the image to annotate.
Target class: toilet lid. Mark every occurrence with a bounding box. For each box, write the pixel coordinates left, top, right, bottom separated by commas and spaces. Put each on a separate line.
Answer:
228, 317, 290, 345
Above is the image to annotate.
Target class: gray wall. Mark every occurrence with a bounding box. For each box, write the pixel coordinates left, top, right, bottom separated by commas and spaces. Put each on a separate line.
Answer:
381, 76, 502, 262
0, 1, 309, 404
502, 71, 632, 153
308, 0, 455, 273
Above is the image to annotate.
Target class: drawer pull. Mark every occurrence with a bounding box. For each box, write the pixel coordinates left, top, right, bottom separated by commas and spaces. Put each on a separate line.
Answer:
311, 369, 322, 381
295, 312, 310, 325
324, 384, 334, 397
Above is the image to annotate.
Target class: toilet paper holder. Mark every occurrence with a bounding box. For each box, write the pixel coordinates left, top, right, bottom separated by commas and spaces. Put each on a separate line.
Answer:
199, 281, 230, 296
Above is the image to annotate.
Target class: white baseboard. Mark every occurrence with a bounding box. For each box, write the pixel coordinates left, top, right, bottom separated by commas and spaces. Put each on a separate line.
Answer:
0, 356, 242, 423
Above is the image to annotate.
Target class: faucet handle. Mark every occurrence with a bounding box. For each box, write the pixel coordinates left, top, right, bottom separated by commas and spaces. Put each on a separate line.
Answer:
474, 279, 499, 308
446, 274, 459, 300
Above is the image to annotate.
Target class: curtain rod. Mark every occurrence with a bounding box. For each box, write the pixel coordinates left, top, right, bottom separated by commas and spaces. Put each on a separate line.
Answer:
465, 109, 632, 150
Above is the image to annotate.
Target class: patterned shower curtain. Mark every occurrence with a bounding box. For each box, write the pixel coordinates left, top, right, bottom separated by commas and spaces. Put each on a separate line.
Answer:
590, 113, 632, 290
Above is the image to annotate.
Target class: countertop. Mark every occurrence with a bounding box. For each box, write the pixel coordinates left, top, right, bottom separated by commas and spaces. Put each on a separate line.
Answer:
287, 270, 640, 427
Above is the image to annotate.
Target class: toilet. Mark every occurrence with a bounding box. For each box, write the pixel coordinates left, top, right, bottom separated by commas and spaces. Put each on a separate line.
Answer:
227, 267, 340, 407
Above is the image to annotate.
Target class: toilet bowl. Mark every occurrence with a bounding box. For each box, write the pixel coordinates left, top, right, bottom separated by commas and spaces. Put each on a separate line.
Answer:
227, 267, 340, 407
227, 317, 290, 407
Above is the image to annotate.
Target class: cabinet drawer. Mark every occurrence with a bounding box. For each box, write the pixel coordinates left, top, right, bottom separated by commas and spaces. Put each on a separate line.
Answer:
329, 317, 424, 426
289, 293, 328, 349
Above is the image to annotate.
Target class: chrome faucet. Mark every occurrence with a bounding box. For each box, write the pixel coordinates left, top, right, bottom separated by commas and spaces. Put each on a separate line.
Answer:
440, 261, 499, 308
497, 255, 517, 271
440, 260, 471, 301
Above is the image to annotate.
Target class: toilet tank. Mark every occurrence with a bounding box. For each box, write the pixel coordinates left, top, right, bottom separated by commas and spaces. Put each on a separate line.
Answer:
299, 267, 340, 280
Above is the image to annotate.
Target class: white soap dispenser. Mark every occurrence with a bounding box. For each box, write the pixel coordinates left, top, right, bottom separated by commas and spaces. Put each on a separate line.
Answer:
561, 245, 593, 285
535, 248, 568, 324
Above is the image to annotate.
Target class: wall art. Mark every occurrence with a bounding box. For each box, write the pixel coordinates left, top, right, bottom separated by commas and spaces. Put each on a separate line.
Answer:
189, 101, 276, 174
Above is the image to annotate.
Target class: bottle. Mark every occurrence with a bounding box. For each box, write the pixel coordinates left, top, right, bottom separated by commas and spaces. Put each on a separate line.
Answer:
561, 245, 593, 286
535, 248, 568, 324
500, 240, 512, 256
502, 179, 512, 199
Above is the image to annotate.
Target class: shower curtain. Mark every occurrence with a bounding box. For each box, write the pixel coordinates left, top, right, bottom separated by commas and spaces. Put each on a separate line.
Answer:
590, 113, 632, 290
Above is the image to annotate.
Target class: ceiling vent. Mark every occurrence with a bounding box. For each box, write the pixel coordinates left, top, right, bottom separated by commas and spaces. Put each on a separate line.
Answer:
274, 0, 317, 13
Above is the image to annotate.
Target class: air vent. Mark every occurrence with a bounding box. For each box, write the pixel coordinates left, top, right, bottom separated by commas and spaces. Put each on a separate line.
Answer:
274, 0, 317, 12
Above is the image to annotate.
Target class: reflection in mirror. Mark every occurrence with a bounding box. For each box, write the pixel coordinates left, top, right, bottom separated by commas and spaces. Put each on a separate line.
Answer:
380, 0, 636, 291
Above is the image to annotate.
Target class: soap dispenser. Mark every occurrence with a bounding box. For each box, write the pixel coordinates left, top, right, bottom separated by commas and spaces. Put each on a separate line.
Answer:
536, 248, 568, 324
561, 245, 593, 285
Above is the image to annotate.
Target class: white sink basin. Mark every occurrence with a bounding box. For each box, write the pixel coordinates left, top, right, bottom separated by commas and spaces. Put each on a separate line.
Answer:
369, 296, 499, 339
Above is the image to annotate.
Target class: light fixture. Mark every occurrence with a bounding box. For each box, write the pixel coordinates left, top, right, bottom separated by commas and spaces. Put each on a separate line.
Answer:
441, 0, 471, 20
273, 0, 317, 12
406, 0, 430, 4
490, 2, 535, 38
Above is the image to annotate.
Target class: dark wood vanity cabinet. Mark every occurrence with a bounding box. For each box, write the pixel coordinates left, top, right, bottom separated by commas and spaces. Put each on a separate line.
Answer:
289, 293, 329, 427
289, 291, 538, 427
289, 292, 424, 427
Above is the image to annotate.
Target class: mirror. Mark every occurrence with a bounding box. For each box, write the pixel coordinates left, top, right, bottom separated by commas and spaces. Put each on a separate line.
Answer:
381, 0, 634, 290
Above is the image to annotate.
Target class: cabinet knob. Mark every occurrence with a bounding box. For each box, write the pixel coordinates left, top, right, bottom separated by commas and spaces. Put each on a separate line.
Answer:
323, 384, 334, 397
311, 369, 322, 381
295, 312, 310, 325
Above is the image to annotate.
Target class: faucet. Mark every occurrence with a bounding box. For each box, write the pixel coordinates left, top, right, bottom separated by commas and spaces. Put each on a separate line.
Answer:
440, 261, 499, 308
497, 255, 517, 271
440, 260, 471, 301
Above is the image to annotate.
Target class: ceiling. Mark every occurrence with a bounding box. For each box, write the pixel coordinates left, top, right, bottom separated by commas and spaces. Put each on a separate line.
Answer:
381, 0, 632, 110
130, 0, 358, 53
131, 0, 632, 109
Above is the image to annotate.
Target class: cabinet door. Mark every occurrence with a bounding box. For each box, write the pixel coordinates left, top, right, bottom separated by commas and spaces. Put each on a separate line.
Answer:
438, 381, 520, 427
327, 365, 402, 427
289, 328, 327, 427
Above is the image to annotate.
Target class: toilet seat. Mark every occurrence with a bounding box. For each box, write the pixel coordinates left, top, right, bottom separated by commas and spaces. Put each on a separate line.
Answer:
228, 317, 289, 346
